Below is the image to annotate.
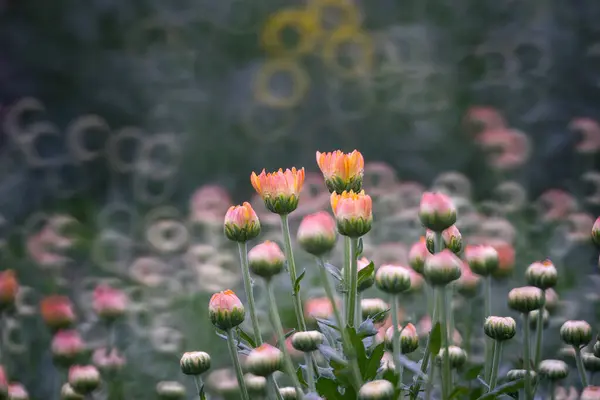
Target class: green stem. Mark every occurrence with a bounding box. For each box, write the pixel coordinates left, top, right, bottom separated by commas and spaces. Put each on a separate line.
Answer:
266, 280, 304, 398
447, 288, 454, 345
439, 287, 451, 400
390, 295, 404, 394
280, 215, 307, 332
267, 376, 284, 400
347, 237, 359, 328
226, 329, 250, 400
575, 346, 589, 387
484, 275, 492, 381
534, 293, 545, 368
424, 362, 436, 400
237, 242, 263, 346
193, 375, 205, 400
488, 341, 502, 391
522, 313, 532, 400
304, 353, 316, 392
550, 381, 555, 400
343, 236, 351, 324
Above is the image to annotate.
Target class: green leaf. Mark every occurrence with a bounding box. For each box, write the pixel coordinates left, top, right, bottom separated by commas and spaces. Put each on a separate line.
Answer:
429, 322, 442, 355
345, 326, 367, 375
199, 384, 207, 400
356, 262, 374, 290
284, 329, 296, 339
464, 365, 484, 380
323, 262, 343, 281
294, 269, 306, 293
475, 379, 525, 400
356, 238, 364, 258
296, 366, 308, 388
316, 377, 343, 400
236, 327, 257, 348
449, 386, 469, 399
317, 345, 347, 365
363, 342, 385, 381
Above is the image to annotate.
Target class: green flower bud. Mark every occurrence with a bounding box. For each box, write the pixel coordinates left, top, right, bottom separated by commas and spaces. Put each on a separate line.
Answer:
279, 387, 299, 400
484, 316, 517, 341
361, 298, 389, 323
583, 352, 600, 372
156, 381, 186, 400
538, 359, 569, 381
425, 226, 463, 254
248, 241, 285, 279
180, 351, 211, 375
560, 320, 592, 347
375, 265, 411, 294
60, 384, 84, 400
465, 245, 499, 276
297, 212, 337, 256
244, 374, 267, 396
68, 365, 100, 396
525, 260, 558, 290
358, 380, 395, 400
507, 286, 544, 313
245, 344, 283, 377
291, 331, 325, 353
223, 203, 261, 243
506, 369, 537, 384
419, 192, 457, 232
436, 346, 467, 369
423, 250, 462, 286
529, 309, 549, 330
343, 258, 375, 292
208, 290, 245, 330
384, 323, 419, 354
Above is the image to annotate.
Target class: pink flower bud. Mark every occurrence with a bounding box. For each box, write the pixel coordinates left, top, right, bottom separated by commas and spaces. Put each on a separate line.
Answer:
297, 212, 337, 256
465, 245, 499, 276
208, 290, 245, 330
68, 365, 100, 395
0, 366, 7, 398
224, 202, 261, 242
581, 386, 600, 400
375, 264, 411, 294
92, 348, 126, 374
330, 190, 373, 237
508, 286, 544, 313
8, 383, 28, 400
248, 241, 285, 278
423, 250, 462, 286
40, 295, 76, 331
245, 344, 283, 377
419, 192, 457, 232
52, 330, 85, 366
93, 285, 128, 321
304, 297, 336, 325
525, 260, 558, 289
593, 217, 600, 247
455, 262, 481, 297
408, 238, 429, 275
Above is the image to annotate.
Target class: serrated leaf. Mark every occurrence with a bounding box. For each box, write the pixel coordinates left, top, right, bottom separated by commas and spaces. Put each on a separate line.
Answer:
364, 342, 385, 381
317, 344, 347, 364
294, 269, 306, 293
315, 377, 343, 400
449, 386, 469, 399
356, 238, 364, 258
464, 365, 484, 380
429, 322, 442, 355
236, 327, 256, 349
323, 263, 343, 281
475, 379, 525, 400
356, 262, 374, 289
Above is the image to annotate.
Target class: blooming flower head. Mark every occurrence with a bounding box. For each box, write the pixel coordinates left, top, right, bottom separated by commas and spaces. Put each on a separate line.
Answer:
419, 192, 457, 232
0, 270, 18, 310
93, 285, 128, 321
250, 168, 305, 214
223, 202, 261, 242
93, 348, 126, 374
297, 211, 337, 256
208, 290, 245, 330
40, 295, 76, 331
316, 150, 364, 194
330, 190, 373, 237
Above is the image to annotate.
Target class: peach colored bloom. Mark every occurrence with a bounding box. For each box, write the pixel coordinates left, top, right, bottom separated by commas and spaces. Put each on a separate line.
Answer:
316, 150, 364, 193
250, 168, 305, 214
248, 241, 285, 266
208, 290, 246, 330
93, 285, 128, 320
224, 202, 261, 242
330, 190, 373, 237
40, 295, 76, 330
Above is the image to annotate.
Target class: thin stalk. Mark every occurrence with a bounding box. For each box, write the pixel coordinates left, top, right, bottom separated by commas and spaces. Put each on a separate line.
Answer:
347, 237, 359, 328
266, 280, 304, 398
550, 381, 555, 400
343, 236, 351, 323
447, 288, 454, 345
575, 346, 589, 387
280, 215, 307, 332
237, 242, 263, 346
439, 287, 451, 399
226, 329, 250, 400
522, 313, 532, 400
317, 258, 363, 389
425, 284, 434, 318
304, 353, 316, 392
390, 295, 404, 394
488, 340, 502, 391
193, 375, 205, 400
534, 292, 545, 368
424, 362, 437, 400
484, 275, 492, 381
267, 376, 284, 400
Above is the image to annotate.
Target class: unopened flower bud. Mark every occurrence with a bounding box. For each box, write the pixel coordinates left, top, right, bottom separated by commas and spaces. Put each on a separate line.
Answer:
361, 298, 389, 323
245, 344, 283, 376
279, 387, 299, 399
316, 150, 364, 194
224, 202, 261, 242
560, 320, 592, 347
506, 369, 537, 383
180, 351, 211, 375
244, 373, 267, 396
40, 295, 76, 331
592, 217, 600, 247
358, 379, 395, 400
8, 383, 29, 400
582, 386, 600, 400
484, 316, 516, 341
384, 323, 419, 354
297, 212, 337, 256
156, 381, 186, 400
60, 384, 83, 400
436, 346, 467, 369
291, 331, 324, 353
330, 190, 373, 237
92, 348, 125, 374
525, 260, 558, 290
507, 286, 544, 313
465, 245, 499, 276
583, 352, 600, 372
455, 263, 481, 297
0, 270, 18, 311
52, 330, 85, 367
375, 264, 411, 294
248, 241, 285, 278
408, 238, 429, 274
419, 192, 457, 232
529, 309, 550, 330
538, 359, 569, 381
423, 250, 462, 286
545, 289, 559, 313
93, 284, 128, 321
68, 365, 100, 395
208, 290, 245, 330
426, 226, 462, 254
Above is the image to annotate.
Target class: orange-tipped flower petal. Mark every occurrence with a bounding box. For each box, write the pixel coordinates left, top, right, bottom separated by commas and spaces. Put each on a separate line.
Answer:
250, 168, 305, 214
316, 150, 364, 194
330, 190, 373, 237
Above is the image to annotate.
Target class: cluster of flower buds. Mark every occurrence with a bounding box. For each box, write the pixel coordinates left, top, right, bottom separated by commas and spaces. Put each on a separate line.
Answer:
180, 351, 211, 376
425, 226, 462, 254
297, 211, 337, 256
245, 344, 283, 377
208, 290, 245, 330
248, 241, 285, 279
68, 365, 100, 396
224, 202, 261, 242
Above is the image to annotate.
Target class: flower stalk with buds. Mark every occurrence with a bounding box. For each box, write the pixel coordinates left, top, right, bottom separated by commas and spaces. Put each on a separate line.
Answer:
560, 320, 592, 387
484, 316, 516, 390
181, 351, 211, 399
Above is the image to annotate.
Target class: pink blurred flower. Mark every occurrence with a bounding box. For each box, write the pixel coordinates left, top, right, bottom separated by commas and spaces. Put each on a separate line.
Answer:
92, 348, 126, 373
40, 295, 76, 330
93, 285, 128, 320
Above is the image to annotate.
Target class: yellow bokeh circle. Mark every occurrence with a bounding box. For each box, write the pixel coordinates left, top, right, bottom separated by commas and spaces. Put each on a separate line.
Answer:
253, 58, 310, 108
322, 27, 373, 77
260, 8, 319, 57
